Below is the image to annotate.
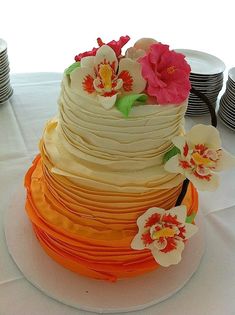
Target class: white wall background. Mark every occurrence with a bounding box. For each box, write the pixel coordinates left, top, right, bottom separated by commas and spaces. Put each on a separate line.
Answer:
1, 0, 234, 73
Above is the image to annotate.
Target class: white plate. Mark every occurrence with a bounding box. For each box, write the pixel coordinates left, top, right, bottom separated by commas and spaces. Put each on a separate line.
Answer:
187, 105, 210, 110
0, 79, 10, 89
190, 91, 219, 98
189, 97, 217, 104
188, 98, 210, 104
188, 106, 210, 112
0, 76, 10, 85
190, 77, 222, 83
187, 108, 209, 112
0, 38, 7, 54
0, 80, 11, 89
222, 91, 235, 104
219, 115, 235, 129
175, 49, 225, 75
4, 187, 205, 314
219, 100, 235, 115
0, 69, 10, 77
190, 88, 222, 95
0, 69, 10, 79
227, 79, 235, 90
0, 57, 9, 64
218, 112, 235, 131
0, 51, 7, 58
190, 94, 218, 100
186, 112, 210, 116
188, 100, 211, 106
190, 82, 223, 89
220, 95, 232, 107
186, 112, 209, 117
190, 73, 223, 80
187, 102, 210, 108
222, 109, 235, 121
0, 54, 8, 63
228, 67, 235, 83
190, 98, 219, 105
188, 104, 215, 109
219, 106, 235, 124
223, 100, 235, 112
191, 76, 223, 82
0, 61, 9, 70
0, 88, 13, 103
0, 86, 12, 98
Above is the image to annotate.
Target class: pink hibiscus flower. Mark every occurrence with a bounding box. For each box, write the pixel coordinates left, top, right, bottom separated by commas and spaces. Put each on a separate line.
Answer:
139, 43, 191, 104
74, 35, 130, 61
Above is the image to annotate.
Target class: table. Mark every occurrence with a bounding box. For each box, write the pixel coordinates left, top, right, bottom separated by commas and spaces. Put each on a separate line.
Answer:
0, 73, 235, 315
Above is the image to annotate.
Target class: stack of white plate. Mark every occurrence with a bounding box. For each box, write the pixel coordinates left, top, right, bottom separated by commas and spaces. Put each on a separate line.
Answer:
218, 67, 235, 131
175, 49, 225, 116
0, 39, 13, 104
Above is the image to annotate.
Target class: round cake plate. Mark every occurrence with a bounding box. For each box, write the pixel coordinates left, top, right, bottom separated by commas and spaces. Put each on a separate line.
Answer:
174, 49, 225, 75
4, 187, 205, 314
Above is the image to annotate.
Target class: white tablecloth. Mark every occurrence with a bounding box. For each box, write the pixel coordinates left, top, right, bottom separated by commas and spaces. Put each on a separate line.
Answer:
0, 73, 235, 315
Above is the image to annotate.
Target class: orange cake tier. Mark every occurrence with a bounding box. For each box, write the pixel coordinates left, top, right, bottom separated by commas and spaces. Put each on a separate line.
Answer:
25, 154, 198, 281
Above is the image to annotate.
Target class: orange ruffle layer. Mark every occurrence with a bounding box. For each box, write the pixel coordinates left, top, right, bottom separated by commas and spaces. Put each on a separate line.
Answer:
25, 155, 198, 281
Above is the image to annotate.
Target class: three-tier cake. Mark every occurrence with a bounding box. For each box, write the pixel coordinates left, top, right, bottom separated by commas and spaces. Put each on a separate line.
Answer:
25, 36, 234, 281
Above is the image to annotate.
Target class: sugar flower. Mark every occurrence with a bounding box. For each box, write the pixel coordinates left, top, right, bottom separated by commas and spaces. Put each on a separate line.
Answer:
131, 206, 198, 267
134, 38, 159, 52
125, 38, 158, 61
139, 43, 191, 104
70, 45, 146, 109
164, 124, 235, 191
74, 35, 130, 61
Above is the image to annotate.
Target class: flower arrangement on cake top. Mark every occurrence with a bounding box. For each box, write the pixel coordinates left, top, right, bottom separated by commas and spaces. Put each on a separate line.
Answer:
65, 35, 191, 117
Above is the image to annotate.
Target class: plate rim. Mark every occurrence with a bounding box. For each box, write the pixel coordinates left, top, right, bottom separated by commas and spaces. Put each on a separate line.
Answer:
175, 48, 225, 75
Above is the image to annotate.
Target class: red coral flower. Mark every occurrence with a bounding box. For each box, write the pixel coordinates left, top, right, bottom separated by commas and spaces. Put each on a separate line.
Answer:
139, 43, 191, 104
75, 35, 130, 61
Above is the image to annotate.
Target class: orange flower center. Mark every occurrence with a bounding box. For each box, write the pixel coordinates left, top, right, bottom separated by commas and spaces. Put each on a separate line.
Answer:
99, 64, 113, 90
167, 65, 176, 74
191, 152, 212, 166
152, 227, 175, 240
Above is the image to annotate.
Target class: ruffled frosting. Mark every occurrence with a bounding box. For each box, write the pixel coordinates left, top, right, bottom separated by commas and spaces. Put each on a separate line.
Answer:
40, 75, 187, 193
24, 74, 196, 281
25, 155, 198, 281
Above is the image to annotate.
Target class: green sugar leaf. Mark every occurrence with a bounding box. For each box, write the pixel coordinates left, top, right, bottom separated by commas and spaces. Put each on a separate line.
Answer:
186, 213, 196, 224
65, 62, 80, 75
163, 146, 181, 164
115, 94, 148, 118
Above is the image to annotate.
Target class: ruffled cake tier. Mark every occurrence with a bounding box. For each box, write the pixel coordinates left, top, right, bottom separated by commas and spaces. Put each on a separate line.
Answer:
25, 155, 198, 281
39, 76, 188, 193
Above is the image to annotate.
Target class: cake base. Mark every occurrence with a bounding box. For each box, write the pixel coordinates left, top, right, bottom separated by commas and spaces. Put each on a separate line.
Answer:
4, 187, 205, 314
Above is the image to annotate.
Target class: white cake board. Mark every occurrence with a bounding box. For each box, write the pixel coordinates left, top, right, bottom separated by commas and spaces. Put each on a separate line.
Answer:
4, 187, 205, 314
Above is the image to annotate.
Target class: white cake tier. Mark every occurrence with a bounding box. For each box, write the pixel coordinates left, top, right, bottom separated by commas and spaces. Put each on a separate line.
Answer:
40, 75, 187, 193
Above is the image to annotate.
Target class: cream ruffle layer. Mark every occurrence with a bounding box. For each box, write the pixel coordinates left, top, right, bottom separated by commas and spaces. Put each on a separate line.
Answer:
40, 75, 187, 193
